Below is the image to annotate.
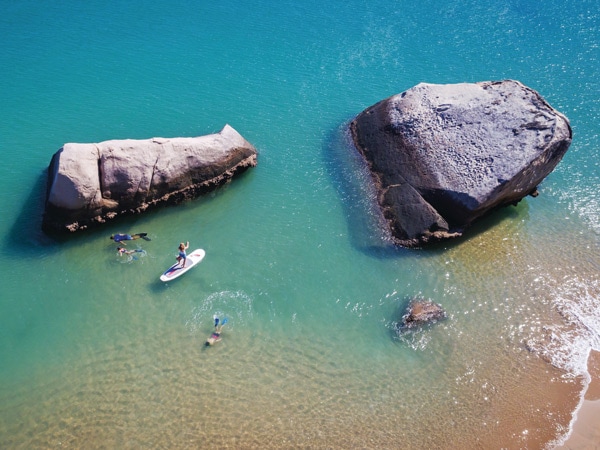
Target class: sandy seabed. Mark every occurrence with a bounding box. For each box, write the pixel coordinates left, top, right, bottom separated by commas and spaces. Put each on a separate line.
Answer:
0, 326, 590, 449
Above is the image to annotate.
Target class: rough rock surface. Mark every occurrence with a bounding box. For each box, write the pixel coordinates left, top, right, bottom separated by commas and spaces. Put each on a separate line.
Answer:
350, 80, 572, 247
397, 298, 446, 332
43, 124, 257, 232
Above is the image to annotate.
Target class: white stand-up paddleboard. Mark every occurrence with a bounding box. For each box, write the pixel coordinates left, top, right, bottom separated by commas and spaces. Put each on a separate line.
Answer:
160, 249, 206, 282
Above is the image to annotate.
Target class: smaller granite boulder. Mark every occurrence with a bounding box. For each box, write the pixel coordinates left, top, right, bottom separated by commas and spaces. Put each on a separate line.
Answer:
43, 124, 257, 232
397, 298, 446, 332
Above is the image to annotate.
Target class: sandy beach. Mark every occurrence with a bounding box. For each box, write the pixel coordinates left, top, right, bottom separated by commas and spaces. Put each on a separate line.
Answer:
557, 399, 600, 449
557, 350, 600, 449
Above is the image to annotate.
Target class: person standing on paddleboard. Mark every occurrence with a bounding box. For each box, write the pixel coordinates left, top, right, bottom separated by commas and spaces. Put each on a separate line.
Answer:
177, 241, 189, 267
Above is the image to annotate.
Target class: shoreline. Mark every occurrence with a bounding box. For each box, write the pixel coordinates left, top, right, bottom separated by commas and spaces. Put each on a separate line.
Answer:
557, 399, 600, 449
555, 350, 600, 449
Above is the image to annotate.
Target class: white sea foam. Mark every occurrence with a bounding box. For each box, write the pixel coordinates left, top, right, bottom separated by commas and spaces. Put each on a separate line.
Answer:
524, 275, 600, 450
394, 327, 432, 351
528, 277, 600, 377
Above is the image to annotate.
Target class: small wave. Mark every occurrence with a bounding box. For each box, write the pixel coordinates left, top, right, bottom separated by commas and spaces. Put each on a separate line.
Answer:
185, 290, 254, 334
525, 277, 600, 377
552, 154, 600, 236
501, 275, 600, 448
393, 326, 432, 351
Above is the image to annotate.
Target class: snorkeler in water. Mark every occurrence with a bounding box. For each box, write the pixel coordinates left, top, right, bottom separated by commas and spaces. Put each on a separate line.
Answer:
205, 315, 228, 346
110, 232, 151, 245
117, 246, 145, 256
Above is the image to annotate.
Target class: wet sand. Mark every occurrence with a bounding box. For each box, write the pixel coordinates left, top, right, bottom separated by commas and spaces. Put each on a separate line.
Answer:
558, 399, 600, 449
556, 350, 600, 449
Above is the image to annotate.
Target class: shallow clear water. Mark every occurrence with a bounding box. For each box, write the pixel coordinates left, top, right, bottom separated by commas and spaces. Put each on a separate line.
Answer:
1, 0, 599, 448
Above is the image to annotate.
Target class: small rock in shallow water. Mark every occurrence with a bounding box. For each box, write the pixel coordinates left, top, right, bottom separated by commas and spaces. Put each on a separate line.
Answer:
397, 297, 446, 332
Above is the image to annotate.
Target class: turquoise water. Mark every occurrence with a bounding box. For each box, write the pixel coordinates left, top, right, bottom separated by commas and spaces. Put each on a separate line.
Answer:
1, 0, 599, 448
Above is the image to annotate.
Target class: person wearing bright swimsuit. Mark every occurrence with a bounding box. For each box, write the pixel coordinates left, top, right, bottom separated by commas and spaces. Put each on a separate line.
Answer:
205, 315, 228, 346
117, 246, 144, 256
177, 241, 189, 267
117, 246, 135, 256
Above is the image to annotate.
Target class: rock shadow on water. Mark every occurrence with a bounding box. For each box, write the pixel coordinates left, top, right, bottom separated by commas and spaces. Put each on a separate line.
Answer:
322, 122, 405, 259
6, 161, 249, 261
5, 170, 156, 256
3, 170, 63, 256
420, 196, 530, 253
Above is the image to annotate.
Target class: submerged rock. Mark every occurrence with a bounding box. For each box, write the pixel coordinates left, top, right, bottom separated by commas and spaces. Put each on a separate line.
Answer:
43, 124, 257, 232
397, 298, 446, 332
350, 80, 572, 247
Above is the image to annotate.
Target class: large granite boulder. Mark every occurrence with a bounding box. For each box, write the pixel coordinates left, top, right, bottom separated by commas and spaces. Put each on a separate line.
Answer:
350, 80, 572, 247
43, 124, 257, 232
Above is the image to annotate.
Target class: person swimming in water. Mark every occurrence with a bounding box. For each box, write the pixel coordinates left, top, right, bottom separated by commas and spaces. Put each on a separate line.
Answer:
205, 315, 228, 346
110, 233, 150, 245
117, 246, 145, 256
117, 246, 135, 256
